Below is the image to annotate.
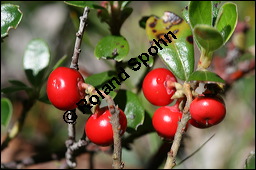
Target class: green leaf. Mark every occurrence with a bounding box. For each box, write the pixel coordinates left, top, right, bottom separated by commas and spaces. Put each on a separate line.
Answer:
85, 71, 121, 99
139, 16, 150, 29
182, 5, 189, 24
212, 1, 221, 26
1, 98, 13, 127
145, 12, 194, 80
215, 2, 238, 44
38, 94, 51, 104
92, 4, 106, 10
194, 25, 223, 52
23, 39, 50, 87
1, 86, 33, 94
1, 4, 23, 38
120, 7, 133, 25
188, 70, 225, 84
64, 1, 95, 8
114, 90, 144, 133
94, 35, 129, 62
188, 1, 213, 51
8, 80, 27, 87
85, 71, 116, 87
245, 151, 255, 169
2, 79, 32, 94
96, 6, 110, 23
189, 1, 212, 28
38, 81, 51, 104
52, 55, 68, 70
143, 55, 154, 67
118, 1, 131, 10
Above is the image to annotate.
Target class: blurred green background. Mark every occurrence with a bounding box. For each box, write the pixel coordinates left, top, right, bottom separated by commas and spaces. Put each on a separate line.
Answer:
1, 1, 255, 169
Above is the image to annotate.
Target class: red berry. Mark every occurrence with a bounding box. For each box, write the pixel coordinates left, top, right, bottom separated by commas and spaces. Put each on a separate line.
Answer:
152, 105, 182, 140
142, 68, 177, 106
47, 67, 85, 110
190, 95, 226, 127
85, 107, 127, 146
189, 118, 211, 129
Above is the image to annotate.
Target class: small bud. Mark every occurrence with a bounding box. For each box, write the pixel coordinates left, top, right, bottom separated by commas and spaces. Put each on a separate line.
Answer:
171, 90, 185, 99
174, 82, 183, 90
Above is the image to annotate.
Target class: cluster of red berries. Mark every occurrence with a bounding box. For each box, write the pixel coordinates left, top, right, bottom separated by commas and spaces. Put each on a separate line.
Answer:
46, 66, 226, 144
142, 68, 226, 140
47, 67, 127, 146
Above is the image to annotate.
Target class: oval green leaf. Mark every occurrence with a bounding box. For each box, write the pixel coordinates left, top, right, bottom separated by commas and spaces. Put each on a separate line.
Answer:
139, 16, 151, 29
1, 98, 13, 127
38, 80, 51, 104
64, 1, 95, 8
119, 1, 131, 10
188, 1, 213, 51
1, 4, 23, 38
1, 86, 33, 94
194, 25, 223, 52
120, 7, 133, 25
245, 151, 255, 169
38, 94, 51, 104
9, 80, 27, 87
145, 12, 194, 81
23, 39, 50, 86
189, 1, 212, 28
188, 70, 225, 84
215, 2, 238, 44
94, 35, 129, 62
2, 80, 32, 94
85, 70, 121, 99
114, 90, 144, 133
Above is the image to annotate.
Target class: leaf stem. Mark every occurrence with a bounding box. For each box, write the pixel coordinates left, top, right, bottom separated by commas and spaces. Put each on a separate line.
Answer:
198, 49, 213, 69
110, 1, 121, 36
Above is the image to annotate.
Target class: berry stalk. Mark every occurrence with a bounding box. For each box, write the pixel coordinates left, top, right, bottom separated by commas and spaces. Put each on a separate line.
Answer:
164, 82, 192, 169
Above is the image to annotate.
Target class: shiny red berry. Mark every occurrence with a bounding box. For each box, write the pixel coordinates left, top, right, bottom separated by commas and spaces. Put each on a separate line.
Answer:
152, 105, 182, 140
189, 118, 211, 129
47, 67, 85, 110
190, 95, 226, 127
85, 107, 127, 146
142, 68, 177, 106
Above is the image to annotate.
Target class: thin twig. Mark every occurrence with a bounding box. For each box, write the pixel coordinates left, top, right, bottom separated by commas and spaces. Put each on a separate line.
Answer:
1, 142, 97, 169
89, 152, 95, 169
70, 7, 90, 70
81, 83, 124, 169
1, 146, 66, 169
62, 125, 90, 169
110, 105, 124, 169
64, 121, 77, 168
164, 82, 192, 169
63, 6, 90, 169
